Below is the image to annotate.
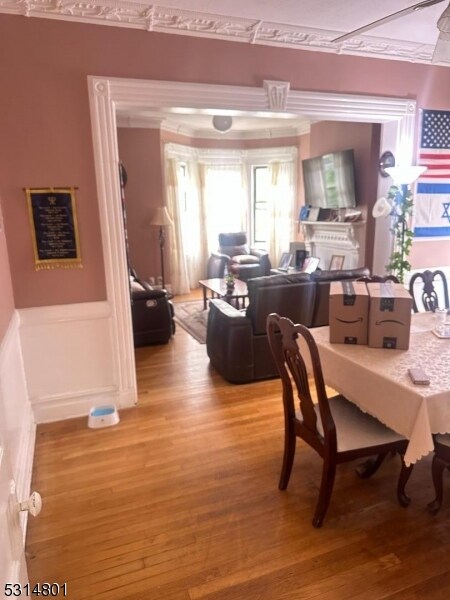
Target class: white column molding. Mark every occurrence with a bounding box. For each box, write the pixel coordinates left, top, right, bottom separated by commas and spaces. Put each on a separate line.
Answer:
88, 79, 137, 407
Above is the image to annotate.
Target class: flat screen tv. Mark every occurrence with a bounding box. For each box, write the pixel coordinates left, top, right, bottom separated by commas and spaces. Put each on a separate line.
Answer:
302, 149, 357, 209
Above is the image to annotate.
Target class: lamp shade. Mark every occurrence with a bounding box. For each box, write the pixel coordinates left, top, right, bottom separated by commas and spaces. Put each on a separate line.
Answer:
372, 196, 393, 219
150, 206, 173, 227
385, 165, 427, 185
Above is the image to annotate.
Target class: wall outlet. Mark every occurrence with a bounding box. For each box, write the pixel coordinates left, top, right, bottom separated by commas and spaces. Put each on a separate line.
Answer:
149, 276, 155, 285
157, 276, 163, 285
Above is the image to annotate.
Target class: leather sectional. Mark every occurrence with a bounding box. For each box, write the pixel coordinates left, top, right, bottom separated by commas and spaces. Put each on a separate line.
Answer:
206, 267, 370, 383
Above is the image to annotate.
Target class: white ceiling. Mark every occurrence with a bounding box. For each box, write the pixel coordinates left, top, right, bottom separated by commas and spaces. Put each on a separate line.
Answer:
1, 0, 448, 65
158, 0, 444, 46
4, 0, 447, 137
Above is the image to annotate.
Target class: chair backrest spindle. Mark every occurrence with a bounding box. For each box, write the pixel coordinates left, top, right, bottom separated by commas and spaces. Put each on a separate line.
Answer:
267, 313, 335, 443
409, 269, 449, 313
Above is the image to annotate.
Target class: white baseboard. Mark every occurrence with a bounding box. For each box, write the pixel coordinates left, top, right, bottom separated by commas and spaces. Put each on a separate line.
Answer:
18, 301, 137, 423
31, 385, 136, 423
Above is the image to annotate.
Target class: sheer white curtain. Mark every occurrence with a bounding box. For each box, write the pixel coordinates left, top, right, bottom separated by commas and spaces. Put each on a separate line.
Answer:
181, 159, 208, 286
165, 158, 190, 295
267, 161, 296, 266
166, 156, 212, 292
201, 163, 248, 253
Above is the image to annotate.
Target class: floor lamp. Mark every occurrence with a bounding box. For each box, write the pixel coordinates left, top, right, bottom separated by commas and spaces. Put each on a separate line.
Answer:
150, 206, 173, 292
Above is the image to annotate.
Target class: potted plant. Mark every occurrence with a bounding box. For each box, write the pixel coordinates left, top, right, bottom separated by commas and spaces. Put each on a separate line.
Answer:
386, 184, 414, 284
224, 272, 236, 291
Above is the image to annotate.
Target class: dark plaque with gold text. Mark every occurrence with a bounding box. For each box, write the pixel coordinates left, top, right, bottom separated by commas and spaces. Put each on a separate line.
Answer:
26, 188, 82, 270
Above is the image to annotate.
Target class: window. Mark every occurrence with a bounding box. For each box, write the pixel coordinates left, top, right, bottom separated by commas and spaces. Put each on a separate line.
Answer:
165, 143, 297, 267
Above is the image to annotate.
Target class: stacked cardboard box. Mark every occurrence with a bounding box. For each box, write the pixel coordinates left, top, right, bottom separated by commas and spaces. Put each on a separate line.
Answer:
367, 282, 412, 350
329, 280, 413, 349
329, 281, 369, 345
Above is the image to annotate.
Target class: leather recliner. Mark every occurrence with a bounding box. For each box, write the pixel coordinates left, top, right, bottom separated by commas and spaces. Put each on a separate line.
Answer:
212, 232, 271, 281
206, 267, 370, 383
130, 271, 175, 346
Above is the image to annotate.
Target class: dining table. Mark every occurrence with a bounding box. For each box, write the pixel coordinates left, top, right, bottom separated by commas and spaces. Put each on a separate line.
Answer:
310, 312, 450, 466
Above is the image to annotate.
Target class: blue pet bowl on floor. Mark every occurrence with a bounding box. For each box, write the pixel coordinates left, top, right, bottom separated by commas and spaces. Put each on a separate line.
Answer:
88, 404, 120, 428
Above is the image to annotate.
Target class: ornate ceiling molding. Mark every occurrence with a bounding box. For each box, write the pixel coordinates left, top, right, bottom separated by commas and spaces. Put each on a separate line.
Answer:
0, 1, 439, 65
115, 114, 310, 139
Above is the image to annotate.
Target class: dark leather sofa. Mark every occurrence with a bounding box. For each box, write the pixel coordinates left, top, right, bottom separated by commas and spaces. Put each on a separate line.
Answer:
206, 267, 370, 383
130, 272, 175, 346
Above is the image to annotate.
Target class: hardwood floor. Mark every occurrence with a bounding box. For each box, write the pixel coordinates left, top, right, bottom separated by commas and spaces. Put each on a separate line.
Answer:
26, 297, 450, 599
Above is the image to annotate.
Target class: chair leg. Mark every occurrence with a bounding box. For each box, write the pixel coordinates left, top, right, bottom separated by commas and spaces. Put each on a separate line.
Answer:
397, 459, 414, 507
312, 458, 336, 528
355, 453, 387, 479
428, 455, 447, 515
279, 428, 296, 490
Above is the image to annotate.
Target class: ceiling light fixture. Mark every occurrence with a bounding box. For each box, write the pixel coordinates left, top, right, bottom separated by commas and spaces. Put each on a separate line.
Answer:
212, 115, 233, 133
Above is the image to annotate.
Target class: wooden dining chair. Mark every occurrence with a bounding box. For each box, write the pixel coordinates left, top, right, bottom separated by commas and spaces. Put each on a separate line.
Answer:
408, 269, 449, 313
428, 434, 450, 515
266, 313, 413, 528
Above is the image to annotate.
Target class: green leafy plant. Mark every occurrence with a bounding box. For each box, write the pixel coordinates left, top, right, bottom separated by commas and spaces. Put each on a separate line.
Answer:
224, 271, 235, 286
386, 184, 414, 284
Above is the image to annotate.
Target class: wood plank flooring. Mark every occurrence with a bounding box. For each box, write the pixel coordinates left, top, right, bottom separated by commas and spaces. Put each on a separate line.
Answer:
26, 296, 450, 599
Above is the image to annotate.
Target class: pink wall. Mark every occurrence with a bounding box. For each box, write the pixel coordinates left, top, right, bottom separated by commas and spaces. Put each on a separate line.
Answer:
1, 15, 450, 312
117, 128, 165, 281
0, 197, 15, 339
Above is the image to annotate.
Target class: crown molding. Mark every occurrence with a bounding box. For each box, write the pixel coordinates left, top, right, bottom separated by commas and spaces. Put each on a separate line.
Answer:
164, 142, 297, 163
116, 115, 310, 139
0, 2, 441, 66
116, 115, 163, 128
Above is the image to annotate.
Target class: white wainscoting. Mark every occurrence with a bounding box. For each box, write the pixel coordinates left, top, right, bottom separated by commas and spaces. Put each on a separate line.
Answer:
18, 302, 137, 423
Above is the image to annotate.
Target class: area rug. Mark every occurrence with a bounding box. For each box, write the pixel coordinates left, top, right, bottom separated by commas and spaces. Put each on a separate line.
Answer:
173, 300, 208, 343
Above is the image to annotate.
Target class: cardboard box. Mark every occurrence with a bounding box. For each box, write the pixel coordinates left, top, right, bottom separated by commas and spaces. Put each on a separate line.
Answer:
367, 282, 412, 350
329, 281, 369, 344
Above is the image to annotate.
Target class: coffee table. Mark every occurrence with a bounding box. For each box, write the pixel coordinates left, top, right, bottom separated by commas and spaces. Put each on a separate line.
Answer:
198, 278, 248, 310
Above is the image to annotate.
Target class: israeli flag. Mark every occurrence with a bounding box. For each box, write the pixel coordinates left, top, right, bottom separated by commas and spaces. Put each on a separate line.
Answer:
414, 183, 450, 237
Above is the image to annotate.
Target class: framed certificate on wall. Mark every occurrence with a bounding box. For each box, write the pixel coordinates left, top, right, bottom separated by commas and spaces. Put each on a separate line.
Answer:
25, 187, 82, 270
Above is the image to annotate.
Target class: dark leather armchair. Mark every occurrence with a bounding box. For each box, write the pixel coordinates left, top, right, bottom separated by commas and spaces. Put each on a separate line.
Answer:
130, 271, 175, 346
207, 272, 316, 383
213, 232, 271, 281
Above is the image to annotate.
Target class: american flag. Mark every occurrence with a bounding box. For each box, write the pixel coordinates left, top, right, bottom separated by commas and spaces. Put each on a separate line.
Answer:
414, 109, 450, 237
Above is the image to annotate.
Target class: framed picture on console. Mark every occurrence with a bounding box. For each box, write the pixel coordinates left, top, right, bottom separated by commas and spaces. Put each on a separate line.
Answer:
329, 255, 345, 270
307, 207, 320, 222
302, 256, 320, 274
278, 252, 293, 271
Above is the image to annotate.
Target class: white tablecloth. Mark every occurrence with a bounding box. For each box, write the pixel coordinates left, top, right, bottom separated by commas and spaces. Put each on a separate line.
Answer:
311, 312, 450, 466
